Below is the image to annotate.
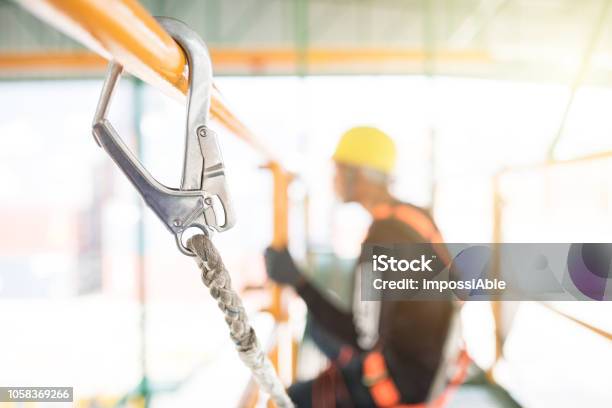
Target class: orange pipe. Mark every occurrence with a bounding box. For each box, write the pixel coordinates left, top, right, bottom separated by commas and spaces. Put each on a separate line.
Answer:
0, 52, 107, 72
15, 0, 263, 152
213, 47, 491, 66
18, 0, 187, 93
266, 161, 291, 322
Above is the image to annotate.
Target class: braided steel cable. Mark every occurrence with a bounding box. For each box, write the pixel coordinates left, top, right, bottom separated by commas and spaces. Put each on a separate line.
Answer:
187, 234, 294, 408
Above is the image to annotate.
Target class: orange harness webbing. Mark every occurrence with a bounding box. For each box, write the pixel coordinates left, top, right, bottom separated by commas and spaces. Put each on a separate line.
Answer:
372, 204, 443, 243
363, 349, 471, 408
372, 203, 450, 265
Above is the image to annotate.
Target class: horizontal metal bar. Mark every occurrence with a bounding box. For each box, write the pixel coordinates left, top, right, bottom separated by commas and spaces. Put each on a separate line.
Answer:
17, 0, 187, 95
497, 150, 612, 177
0, 48, 491, 74
539, 302, 612, 342
15, 0, 265, 155
0, 52, 107, 72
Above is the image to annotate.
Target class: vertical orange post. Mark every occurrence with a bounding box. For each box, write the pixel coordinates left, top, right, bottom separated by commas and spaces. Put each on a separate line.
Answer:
263, 161, 293, 407
270, 161, 290, 250
268, 161, 291, 322
489, 173, 504, 382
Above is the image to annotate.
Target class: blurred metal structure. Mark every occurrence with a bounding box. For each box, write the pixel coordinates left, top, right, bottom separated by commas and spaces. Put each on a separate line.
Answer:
547, 0, 612, 160
490, 150, 612, 372
1, 0, 612, 82
541, 302, 612, 341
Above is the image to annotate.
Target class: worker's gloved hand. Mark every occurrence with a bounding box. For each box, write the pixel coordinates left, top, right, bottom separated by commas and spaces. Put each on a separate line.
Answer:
264, 247, 303, 287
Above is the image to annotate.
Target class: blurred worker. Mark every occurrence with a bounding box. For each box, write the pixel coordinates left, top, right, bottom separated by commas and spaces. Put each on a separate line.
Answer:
265, 127, 456, 407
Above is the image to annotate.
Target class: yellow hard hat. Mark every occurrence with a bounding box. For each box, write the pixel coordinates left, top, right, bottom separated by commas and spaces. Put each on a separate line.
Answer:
332, 126, 396, 174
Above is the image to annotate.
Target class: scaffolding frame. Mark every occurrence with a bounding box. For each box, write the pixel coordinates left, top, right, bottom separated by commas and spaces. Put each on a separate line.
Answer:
490, 151, 612, 374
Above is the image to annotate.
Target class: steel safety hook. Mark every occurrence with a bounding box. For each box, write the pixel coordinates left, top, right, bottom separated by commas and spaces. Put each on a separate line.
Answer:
92, 17, 235, 256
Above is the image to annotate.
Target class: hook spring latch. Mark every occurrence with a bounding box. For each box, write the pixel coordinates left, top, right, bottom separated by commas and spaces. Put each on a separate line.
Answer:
92, 17, 235, 256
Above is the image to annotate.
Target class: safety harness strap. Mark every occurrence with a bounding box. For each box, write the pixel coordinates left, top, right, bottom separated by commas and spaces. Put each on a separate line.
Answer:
372, 203, 450, 264
364, 349, 471, 408
372, 203, 443, 244
363, 351, 404, 407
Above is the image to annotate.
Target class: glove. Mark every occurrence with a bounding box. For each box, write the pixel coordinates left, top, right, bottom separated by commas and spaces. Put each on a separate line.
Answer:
264, 246, 303, 286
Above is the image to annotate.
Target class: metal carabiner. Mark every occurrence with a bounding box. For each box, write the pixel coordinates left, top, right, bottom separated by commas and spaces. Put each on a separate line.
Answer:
92, 17, 235, 256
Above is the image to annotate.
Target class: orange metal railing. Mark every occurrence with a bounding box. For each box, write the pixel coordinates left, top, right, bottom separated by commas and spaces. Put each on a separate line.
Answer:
18, 0, 188, 94
0, 49, 491, 75
16, 0, 266, 153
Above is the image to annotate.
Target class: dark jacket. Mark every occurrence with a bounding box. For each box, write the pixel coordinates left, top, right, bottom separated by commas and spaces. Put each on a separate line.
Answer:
296, 201, 453, 403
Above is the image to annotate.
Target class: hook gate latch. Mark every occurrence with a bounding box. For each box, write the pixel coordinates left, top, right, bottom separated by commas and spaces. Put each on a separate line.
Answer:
91, 17, 235, 256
